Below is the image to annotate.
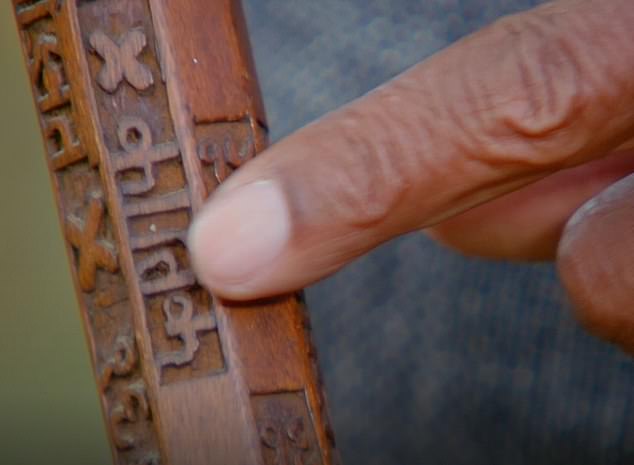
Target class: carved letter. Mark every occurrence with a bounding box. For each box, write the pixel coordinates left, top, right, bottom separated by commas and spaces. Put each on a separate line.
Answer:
130, 229, 187, 252
198, 133, 254, 183
260, 417, 310, 465
158, 295, 216, 368
110, 382, 150, 450
29, 32, 70, 112
253, 392, 323, 465
44, 115, 90, 170
100, 336, 138, 391
112, 117, 180, 195
65, 194, 119, 292
90, 29, 154, 93
136, 249, 195, 296
123, 190, 190, 219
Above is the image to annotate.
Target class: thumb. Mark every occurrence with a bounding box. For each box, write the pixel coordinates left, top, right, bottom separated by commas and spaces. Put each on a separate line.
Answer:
557, 173, 634, 354
188, 0, 634, 299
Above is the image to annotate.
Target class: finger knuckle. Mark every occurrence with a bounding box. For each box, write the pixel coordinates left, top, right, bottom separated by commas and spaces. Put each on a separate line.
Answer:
325, 108, 412, 228
466, 10, 595, 170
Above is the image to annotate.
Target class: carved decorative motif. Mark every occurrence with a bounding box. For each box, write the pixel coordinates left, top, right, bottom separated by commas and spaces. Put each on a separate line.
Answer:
100, 336, 138, 391
78, 2, 226, 387
44, 115, 89, 170
158, 295, 216, 368
14, 2, 162, 463
135, 249, 195, 296
123, 190, 190, 220
65, 194, 119, 292
112, 117, 180, 195
260, 417, 310, 465
198, 131, 254, 183
130, 229, 187, 252
29, 32, 70, 112
15, 1, 336, 464
90, 29, 154, 93
195, 120, 264, 194
109, 382, 151, 450
252, 392, 324, 465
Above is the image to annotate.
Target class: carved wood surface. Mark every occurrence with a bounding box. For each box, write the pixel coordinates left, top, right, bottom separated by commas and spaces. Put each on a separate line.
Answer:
13, 1, 338, 464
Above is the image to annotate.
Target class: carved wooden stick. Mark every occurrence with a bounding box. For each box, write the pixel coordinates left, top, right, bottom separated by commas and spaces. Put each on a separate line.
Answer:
13, 1, 338, 464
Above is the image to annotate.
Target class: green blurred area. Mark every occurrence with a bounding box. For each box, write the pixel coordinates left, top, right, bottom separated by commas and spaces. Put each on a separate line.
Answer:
0, 3, 111, 464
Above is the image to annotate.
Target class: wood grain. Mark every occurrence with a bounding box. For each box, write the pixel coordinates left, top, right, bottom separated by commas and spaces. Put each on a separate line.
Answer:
13, 1, 339, 464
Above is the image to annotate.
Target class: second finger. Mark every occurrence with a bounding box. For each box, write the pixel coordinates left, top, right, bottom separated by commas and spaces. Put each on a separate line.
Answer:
427, 149, 634, 260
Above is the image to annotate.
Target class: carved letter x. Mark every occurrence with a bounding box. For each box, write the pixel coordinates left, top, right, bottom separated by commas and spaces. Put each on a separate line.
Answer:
66, 194, 119, 292
89, 29, 154, 93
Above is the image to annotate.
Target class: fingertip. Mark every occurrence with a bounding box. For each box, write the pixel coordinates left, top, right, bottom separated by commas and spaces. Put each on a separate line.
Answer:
557, 174, 634, 353
187, 179, 292, 299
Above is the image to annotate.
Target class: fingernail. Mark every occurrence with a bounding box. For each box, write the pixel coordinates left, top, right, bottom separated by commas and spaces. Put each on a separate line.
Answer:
559, 173, 634, 259
187, 180, 291, 289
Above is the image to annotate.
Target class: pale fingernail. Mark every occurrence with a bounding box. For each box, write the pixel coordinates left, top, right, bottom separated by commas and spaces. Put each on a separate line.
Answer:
187, 180, 291, 289
559, 174, 634, 259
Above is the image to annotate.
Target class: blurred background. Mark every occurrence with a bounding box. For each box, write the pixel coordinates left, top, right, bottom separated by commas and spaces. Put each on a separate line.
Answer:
2, 1, 634, 464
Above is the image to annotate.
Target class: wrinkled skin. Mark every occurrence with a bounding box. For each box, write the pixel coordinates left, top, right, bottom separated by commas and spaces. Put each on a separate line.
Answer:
188, 0, 634, 354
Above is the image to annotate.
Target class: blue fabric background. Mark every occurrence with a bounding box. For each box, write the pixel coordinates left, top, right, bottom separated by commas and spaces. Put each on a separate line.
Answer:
242, 2, 634, 464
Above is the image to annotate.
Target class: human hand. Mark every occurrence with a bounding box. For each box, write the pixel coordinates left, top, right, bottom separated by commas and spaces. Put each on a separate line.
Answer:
188, 0, 634, 353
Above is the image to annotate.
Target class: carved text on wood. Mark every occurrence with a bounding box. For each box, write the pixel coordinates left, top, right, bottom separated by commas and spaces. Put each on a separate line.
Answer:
16, 0, 337, 463
252, 391, 324, 465
28, 31, 70, 112
44, 115, 90, 170
90, 29, 154, 93
13, 1, 162, 463
65, 194, 118, 292
110, 382, 151, 450
100, 336, 138, 391
112, 117, 180, 196
78, 2, 226, 386
198, 130, 254, 183
158, 295, 216, 368
195, 120, 266, 193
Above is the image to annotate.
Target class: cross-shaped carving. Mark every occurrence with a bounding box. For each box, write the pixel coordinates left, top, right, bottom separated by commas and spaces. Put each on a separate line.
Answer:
260, 417, 311, 465
89, 29, 154, 93
111, 116, 180, 195
65, 194, 118, 292
158, 295, 216, 368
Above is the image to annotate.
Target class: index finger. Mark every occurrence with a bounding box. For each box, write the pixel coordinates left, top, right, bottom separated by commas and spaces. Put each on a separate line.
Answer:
189, 0, 634, 299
